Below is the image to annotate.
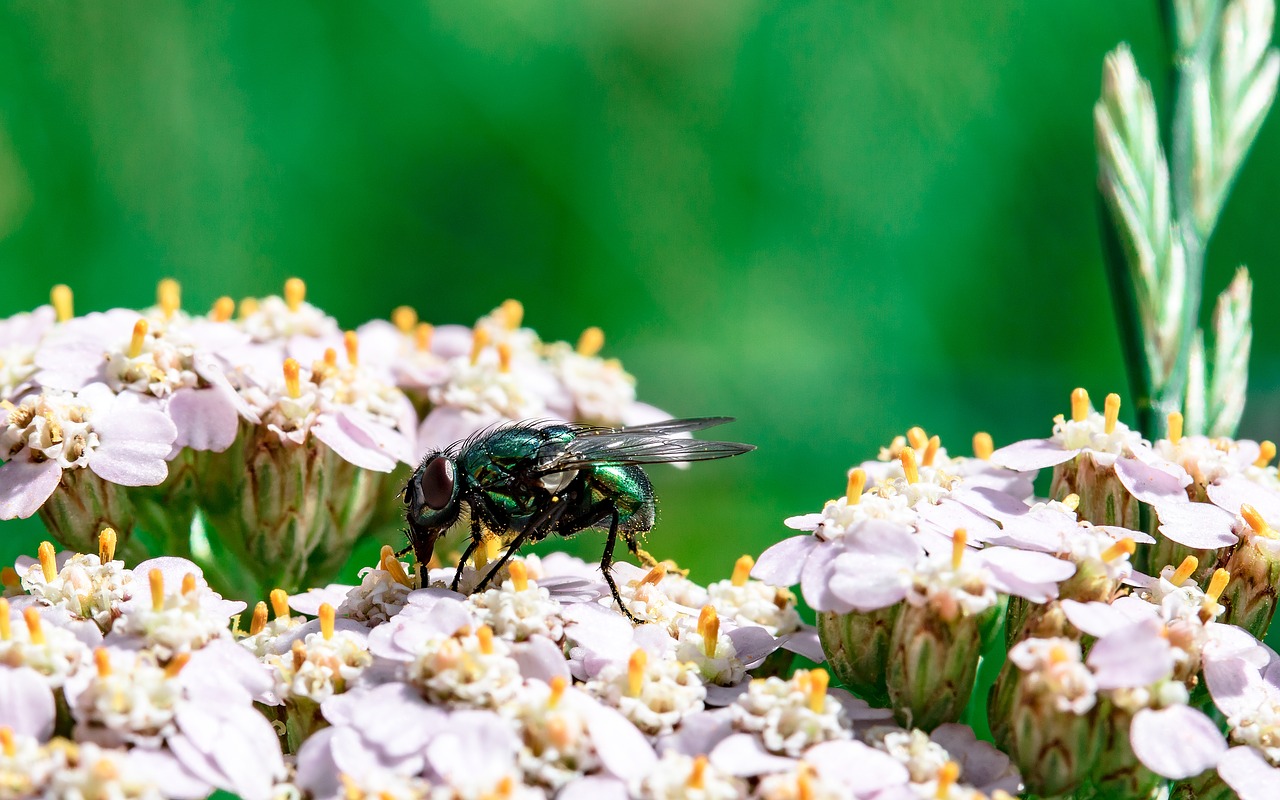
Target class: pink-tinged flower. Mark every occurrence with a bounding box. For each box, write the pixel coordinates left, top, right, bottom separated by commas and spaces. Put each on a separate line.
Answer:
990, 389, 1145, 472
15, 539, 134, 632
353, 316, 452, 392
1087, 619, 1179, 690
1217, 746, 1280, 800
633, 750, 747, 799
0, 304, 55, 401
583, 645, 707, 736
45, 741, 212, 800
424, 710, 544, 799
0, 665, 56, 740
728, 671, 850, 757
1201, 644, 1280, 796
1128, 704, 1227, 780
866, 724, 1020, 796
238, 278, 341, 345
0, 598, 96, 688
108, 557, 245, 658
0, 383, 176, 519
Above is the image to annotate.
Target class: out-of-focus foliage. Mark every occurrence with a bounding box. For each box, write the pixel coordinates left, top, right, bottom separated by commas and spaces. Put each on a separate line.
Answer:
2, 1, 1278, 583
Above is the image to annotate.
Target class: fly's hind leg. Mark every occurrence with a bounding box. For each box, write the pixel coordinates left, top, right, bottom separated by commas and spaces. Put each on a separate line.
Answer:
598, 506, 642, 625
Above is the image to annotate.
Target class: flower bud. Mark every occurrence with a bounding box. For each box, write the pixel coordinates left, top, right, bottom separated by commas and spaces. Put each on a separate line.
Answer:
816, 604, 901, 708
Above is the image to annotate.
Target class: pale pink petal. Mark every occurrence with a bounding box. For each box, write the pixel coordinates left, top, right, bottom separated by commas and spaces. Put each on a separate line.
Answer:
661, 709, 734, 756
1130, 705, 1226, 779
806, 739, 910, 794
929, 724, 1019, 793
727, 626, 780, 667
783, 513, 823, 531
1218, 745, 1280, 800
417, 406, 500, 455
168, 388, 240, 453
980, 547, 1075, 602
431, 325, 474, 359
288, 584, 354, 617
585, 701, 657, 780
1088, 621, 1175, 689
125, 748, 214, 800
989, 439, 1078, 471
513, 636, 571, 683
1061, 599, 1143, 638
312, 413, 396, 472
1202, 656, 1261, 719
779, 627, 824, 662
558, 776, 629, 800
0, 666, 55, 739
751, 535, 818, 587
90, 403, 177, 486
918, 497, 1003, 543
0, 458, 62, 519
800, 540, 845, 613
1092, 524, 1157, 545
709, 733, 797, 777
1154, 501, 1239, 548
340, 408, 415, 466
1115, 456, 1192, 505
1209, 475, 1280, 521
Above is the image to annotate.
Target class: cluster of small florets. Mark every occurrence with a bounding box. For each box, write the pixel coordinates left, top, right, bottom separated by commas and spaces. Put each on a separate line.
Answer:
758, 388, 1280, 798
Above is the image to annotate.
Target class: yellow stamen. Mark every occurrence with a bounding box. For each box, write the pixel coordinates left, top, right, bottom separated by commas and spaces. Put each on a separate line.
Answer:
796, 764, 814, 800
577, 326, 605, 356
900, 446, 919, 484
1062, 493, 1080, 511
687, 755, 707, 790
344, 331, 359, 367
292, 639, 307, 672
249, 602, 268, 636
283, 358, 301, 399
92, 759, 119, 781
0, 727, 13, 758
731, 554, 754, 587
50, 284, 73, 322
414, 322, 434, 352
284, 277, 306, 312
0, 599, 9, 640
323, 348, 338, 370
1170, 556, 1199, 586
470, 326, 490, 365
493, 776, 514, 799
319, 603, 336, 641
1257, 440, 1277, 468
238, 297, 260, 318
149, 569, 165, 612
500, 298, 524, 329
1104, 393, 1121, 434
935, 761, 960, 798
922, 434, 941, 467
627, 649, 647, 697
639, 563, 666, 587
339, 774, 361, 800
549, 674, 567, 708
846, 468, 866, 504
211, 296, 235, 322
1207, 568, 1230, 603
163, 652, 190, 675
952, 529, 967, 570
1241, 504, 1276, 537
1071, 387, 1089, 422
157, 278, 180, 319
392, 305, 418, 333
379, 545, 412, 587
1167, 412, 1184, 445
94, 648, 111, 678
38, 541, 57, 583
181, 573, 197, 596
972, 431, 994, 460
907, 426, 928, 452
497, 342, 512, 373
23, 607, 43, 645
698, 606, 720, 658
477, 624, 494, 655
0, 568, 17, 591
127, 319, 148, 359
509, 560, 529, 592
1101, 537, 1136, 562
270, 589, 290, 620
98, 528, 116, 563
808, 668, 829, 712
1048, 644, 1070, 664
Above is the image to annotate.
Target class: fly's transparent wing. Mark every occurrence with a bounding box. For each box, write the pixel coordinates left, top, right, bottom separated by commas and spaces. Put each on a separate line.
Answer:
534, 417, 754, 473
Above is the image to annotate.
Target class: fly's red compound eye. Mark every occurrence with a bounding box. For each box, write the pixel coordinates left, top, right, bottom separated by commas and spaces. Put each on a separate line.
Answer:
420, 457, 456, 510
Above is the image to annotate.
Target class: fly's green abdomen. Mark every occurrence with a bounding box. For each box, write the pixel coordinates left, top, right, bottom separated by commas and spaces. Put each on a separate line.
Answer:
589, 464, 655, 531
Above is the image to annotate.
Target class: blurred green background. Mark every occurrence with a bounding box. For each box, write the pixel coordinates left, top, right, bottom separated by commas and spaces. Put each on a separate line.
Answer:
2, 1, 1278, 586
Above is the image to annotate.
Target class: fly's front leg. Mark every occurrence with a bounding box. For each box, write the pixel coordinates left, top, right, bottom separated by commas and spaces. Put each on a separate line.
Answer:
476, 494, 570, 592
451, 516, 484, 592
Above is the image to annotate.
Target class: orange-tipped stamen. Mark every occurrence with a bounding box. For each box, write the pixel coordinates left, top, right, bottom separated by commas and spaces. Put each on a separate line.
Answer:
698, 606, 720, 658
509, 560, 529, 592
687, 755, 708, 790
283, 358, 301, 399
249, 602, 268, 636
1071, 388, 1089, 422
1101, 537, 1136, 563
1257, 441, 1277, 468
181, 573, 196, 596
37, 541, 57, 583
322, 348, 338, 371
497, 342, 512, 373
639, 563, 666, 587
627, 649, 647, 697
907, 426, 928, 451
548, 674, 567, 708
900, 446, 920, 484
808, 668, 829, 712
1241, 504, 1276, 538
470, 326, 490, 365
1171, 556, 1199, 586
414, 322, 434, 352
0, 599, 9, 640
1167, 412, 1184, 445
127, 319, 148, 359
474, 534, 500, 569
1062, 493, 1080, 512
731, 554, 754, 587
577, 326, 605, 356
291, 640, 307, 672
846, 468, 866, 504
238, 297, 259, 318
94, 648, 111, 678
796, 764, 815, 800
1104, 393, 1121, 434
1048, 644, 1070, 664
935, 761, 960, 798
379, 545, 412, 587
0, 568, 17, 591
51, 284, 73, 322
494, 777, 514, 799
319, 603, 336, 641
98, 528, 117, 563
149, 569, 165, 612
546, 716, 573, 750
0, 727, 13, 758
164, 652, 191, 678
23, 607, 43, 645
344, 331, 359, 367
500, 298, 524, 329
1207, 568, 1230, 603
922, 435, 941, 467
211, 296, 235, 322
270, 589, 290, 620
284, 278, 306, 312
951, 529, 967, 571
477, 624, 494, 655
157, 278, 180, 319
973, 431, 994, 460
392, 306, 418, 333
